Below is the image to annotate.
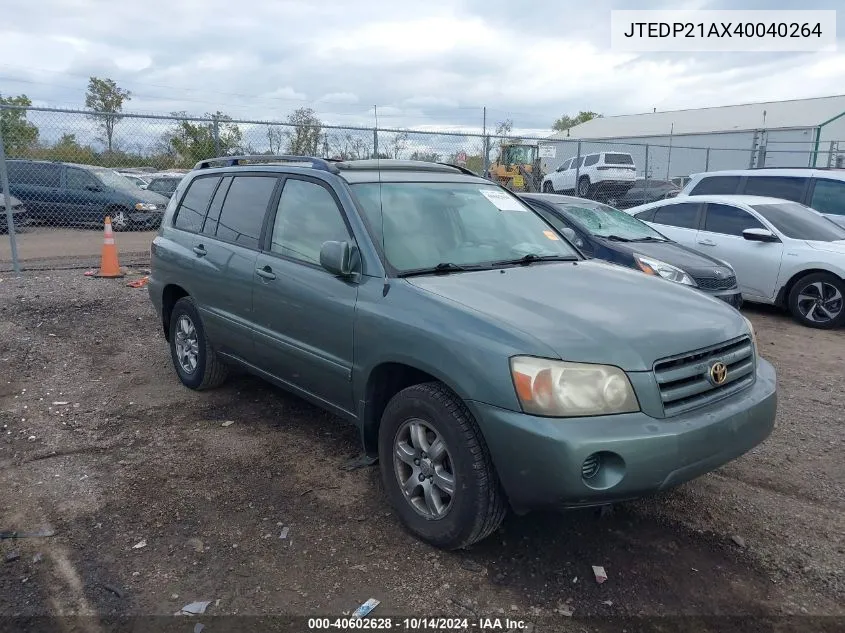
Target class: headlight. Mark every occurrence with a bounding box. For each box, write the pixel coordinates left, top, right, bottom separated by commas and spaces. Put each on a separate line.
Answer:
510, 356, 640, 417
135, 202, 158, 211
634, 254, 696, 286
742, 316, 758, 356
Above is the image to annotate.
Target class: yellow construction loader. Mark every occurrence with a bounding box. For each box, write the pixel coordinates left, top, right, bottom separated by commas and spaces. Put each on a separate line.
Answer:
487, 141, 544, 192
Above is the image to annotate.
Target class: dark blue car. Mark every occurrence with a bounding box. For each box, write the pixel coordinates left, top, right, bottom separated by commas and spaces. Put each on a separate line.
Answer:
520, 193, 743, 309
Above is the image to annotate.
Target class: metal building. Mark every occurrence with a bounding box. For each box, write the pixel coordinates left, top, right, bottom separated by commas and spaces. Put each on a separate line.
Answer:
538, 95, 845, 182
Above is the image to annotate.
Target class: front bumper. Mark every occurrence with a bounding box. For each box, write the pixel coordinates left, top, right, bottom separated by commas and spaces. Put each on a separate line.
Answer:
129, 210, 164, 228
709, 289, 743, 309
469, 357, 776, 513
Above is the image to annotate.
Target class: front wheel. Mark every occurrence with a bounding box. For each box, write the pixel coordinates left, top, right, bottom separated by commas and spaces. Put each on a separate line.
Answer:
168, 296, 229, 389
378, 382, 506, 550
106, 208, 131, 232
787, 273, 845, 329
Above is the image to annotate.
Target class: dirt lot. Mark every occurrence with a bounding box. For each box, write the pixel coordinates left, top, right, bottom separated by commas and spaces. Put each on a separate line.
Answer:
0, 228, 155, 272
0, 270, 843, 631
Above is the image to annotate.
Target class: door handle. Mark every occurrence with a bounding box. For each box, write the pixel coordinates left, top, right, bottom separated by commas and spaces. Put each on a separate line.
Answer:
193, 245, 207, 257
697, 239, 716, 246
256, 266, 276, 280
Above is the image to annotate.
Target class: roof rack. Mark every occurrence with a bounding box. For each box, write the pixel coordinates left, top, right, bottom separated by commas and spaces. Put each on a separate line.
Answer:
193, 155, 340, 173
333, 159, 464, 173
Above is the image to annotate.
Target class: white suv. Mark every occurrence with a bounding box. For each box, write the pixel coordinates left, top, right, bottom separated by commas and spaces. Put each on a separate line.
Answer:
542, 151, 637, 201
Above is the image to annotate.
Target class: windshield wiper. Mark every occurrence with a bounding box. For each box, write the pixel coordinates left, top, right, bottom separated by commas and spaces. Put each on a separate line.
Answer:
492, 253, 578, 267
627, 236, 668, 242
602, 234, 633, 242
398, 262, 487, 278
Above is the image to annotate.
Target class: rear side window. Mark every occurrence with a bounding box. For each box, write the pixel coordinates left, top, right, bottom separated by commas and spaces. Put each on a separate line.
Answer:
689, 176, 740, 195
584, 154, 599, 167
651, 202, 701, 229
603, 153, 633, 165
7, 162, 61, 187
742, 176, 808, 202
174, 176, 220, 233
216, 175, 278, 249
703, 203, 765, 237
809, 179, 845, 216
202, 176, 232, 236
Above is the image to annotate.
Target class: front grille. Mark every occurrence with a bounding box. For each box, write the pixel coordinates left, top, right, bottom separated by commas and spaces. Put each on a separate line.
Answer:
581, 454, 600, 479
654, 336, 755, 417
695, 275, 737, 291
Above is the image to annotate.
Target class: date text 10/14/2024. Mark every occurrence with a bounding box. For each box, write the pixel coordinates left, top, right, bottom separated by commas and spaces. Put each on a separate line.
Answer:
307, 617, 531, 631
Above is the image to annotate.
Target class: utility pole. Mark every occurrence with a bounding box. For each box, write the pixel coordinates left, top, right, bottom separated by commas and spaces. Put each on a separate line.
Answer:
482, 106, 489, 178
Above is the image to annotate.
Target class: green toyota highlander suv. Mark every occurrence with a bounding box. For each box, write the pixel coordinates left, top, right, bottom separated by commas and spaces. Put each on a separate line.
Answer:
148, 155, 778, 550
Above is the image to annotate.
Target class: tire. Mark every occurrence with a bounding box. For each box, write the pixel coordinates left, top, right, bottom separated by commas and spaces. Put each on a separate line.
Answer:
577, 176, 590, 197
168, 296, 229, 389
542, 180, 554, 193
378, 382, 507, 550
105, 207, 131, 232
787, 272, 845, 329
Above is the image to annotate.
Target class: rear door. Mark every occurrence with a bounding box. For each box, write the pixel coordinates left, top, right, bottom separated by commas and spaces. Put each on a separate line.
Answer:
697, 202, 783, 300
638, 201, 703, 248
7, 162, 64, 223
192, 173, 280, 362
251, 175, 359, 415
807, 178, 845, 228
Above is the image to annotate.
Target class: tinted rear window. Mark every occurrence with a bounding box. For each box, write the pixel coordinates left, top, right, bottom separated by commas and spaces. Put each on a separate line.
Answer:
743, 176, 808, 202
215, 175, 278, 249
174, 176, 220, 233
751, 202, 845, 241
651, 203, 700, 229
603, 154, 633, 165
689, 176, 740, 195
7, 162, 61, 187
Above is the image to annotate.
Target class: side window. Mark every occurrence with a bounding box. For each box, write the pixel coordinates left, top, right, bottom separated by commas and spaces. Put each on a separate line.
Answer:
8, 163, 61, 187
66, 168, 99, 190
557, 159, 572, 172
573, 156, 585, 168
689, 176, 740, 195
216, 175, 278, 249
743, 176, 808, 202
174, 176, 220, 234
201, 176, 232, 236
651, 203, 701, 229
703, 203, 765, 237
584, 154, 599, 167
809, 179, 845, 216
633, 207, 656, 221
270, 179, 351, 265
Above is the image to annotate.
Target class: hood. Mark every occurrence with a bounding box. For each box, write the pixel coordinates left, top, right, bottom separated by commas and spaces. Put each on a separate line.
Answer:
600, 239, 735, 279
406, 259, 748, 372
129, 187, 170, 206
805, 239, 845, 256
0, 194, 23, 210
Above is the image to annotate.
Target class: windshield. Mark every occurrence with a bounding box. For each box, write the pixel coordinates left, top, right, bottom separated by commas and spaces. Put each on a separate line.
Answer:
351, 182, 579, 272
751, 203, 845, 242
502, 145, 536, 164
92, 169, 141, 191
149, 178, 180, 193
556, 202, 667, 241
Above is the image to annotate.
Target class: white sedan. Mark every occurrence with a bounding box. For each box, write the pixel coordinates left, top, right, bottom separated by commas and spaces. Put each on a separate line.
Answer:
623, 194, 845, 329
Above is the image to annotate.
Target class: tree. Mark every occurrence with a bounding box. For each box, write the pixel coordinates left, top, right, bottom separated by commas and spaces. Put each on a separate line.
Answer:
284, 107, 322, 155
327, 132, 372, 160
167, 111, 243, 167
384, 131, 409, 159
85, 77, 132, 153
409, 150, 440, 163
0, 93, 39, 155
552, 111, 600, 132
267, 126, 284, 154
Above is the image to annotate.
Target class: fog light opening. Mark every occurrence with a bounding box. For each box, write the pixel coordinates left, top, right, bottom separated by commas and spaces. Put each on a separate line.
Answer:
581, 451, 626, 490
581, 453, 601, 480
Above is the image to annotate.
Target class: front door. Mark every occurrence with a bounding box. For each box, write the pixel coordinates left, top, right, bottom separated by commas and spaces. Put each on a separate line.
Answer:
65, 167, 107, 223
696, 202, 784, 300
252, 176, 359, 415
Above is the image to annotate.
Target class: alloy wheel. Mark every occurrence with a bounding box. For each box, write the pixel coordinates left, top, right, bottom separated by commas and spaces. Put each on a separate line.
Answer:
796, 281, 843, 324
393, 418, 456, 519
174, 314, 199, 374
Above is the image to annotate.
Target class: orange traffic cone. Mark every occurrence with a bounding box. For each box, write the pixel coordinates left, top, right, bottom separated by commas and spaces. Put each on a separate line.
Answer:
94, 216, 124, 278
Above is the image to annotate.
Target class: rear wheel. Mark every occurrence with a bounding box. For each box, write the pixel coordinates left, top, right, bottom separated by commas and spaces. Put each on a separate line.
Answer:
168, 297, 229, 389
378, 382, 506, 550
787, 272, 845, 329
542, 180, 554, 193
577, 176, 590, 197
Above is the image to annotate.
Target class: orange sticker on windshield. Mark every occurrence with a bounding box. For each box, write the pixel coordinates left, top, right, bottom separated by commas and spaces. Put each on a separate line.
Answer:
543, 230, 560, 241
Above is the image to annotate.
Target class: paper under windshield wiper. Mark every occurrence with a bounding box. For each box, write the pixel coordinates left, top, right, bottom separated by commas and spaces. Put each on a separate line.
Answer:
492, 253, 577, 266
398, 262, 487, 278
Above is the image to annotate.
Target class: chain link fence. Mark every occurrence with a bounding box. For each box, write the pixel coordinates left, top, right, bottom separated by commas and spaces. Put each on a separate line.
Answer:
2, 105, 843, 272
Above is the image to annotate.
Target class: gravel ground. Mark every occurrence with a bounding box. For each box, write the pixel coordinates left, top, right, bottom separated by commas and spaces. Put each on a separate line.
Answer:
0, 270, 843, 631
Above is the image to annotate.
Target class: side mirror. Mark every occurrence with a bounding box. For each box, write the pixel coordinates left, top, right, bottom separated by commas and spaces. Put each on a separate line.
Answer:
742, 228, 779, 243
561, 227, 584, 248
139, 184, 148, 190
664, 190, 679, 198
320, 240, 358, 277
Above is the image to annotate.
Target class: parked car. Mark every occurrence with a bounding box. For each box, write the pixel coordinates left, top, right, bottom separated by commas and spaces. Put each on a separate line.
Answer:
148, 155, 776, 550
0, 193, 28, 234
519, 193, 742, 309
613, 178, 680, 209
143, 172, 185, 199
117, 171, 152, 189
678, 168, 845, 228
4, 160, 169, 231
542, 151, 637, 200
625, 194, 845, 329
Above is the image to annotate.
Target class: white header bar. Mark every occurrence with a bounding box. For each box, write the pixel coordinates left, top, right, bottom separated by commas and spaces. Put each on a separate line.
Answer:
610, 10, 837, 52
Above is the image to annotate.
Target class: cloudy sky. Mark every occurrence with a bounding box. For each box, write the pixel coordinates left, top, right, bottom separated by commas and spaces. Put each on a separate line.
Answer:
1, 0, 843, 135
